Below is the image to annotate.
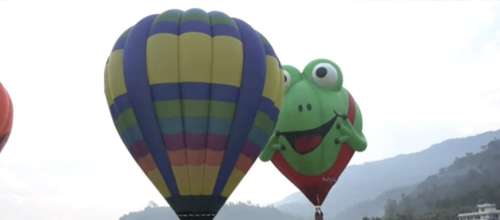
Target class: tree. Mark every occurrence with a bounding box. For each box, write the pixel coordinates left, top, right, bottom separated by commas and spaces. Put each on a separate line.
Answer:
385, 199, 398, 220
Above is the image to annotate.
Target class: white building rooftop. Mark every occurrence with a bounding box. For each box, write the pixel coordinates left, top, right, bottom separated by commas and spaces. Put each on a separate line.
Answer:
458, 203, 500, 220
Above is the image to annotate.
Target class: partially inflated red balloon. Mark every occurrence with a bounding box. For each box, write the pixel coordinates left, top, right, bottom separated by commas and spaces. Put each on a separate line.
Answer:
0, 83, 13, 153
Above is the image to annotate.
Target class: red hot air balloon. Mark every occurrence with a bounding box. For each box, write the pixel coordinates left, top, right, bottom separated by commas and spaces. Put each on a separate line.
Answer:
0, 83, 13, 153
260, 60, 367, 220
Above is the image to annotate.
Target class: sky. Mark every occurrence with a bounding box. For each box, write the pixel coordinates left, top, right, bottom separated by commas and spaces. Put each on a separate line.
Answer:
0, 0, 499, 219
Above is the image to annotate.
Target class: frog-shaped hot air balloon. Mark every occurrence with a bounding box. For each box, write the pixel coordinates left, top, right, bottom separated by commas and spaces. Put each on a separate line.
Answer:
261, 59, 367, 220
104, 9, 283, 220
0, 83, 13, 154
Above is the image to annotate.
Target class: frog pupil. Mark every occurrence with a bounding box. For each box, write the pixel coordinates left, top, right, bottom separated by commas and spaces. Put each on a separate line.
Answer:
316, 67, 327, 78
284, 75, 288, 82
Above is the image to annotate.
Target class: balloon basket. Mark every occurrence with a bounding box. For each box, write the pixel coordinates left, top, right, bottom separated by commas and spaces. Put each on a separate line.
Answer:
314, 206, 324, 220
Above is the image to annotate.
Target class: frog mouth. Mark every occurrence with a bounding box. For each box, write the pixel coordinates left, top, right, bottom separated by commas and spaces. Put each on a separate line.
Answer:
277, 114, 339, 155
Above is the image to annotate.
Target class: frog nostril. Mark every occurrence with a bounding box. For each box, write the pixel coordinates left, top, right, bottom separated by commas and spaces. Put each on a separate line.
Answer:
306, 104, 312, 111
298, 105, 304, 112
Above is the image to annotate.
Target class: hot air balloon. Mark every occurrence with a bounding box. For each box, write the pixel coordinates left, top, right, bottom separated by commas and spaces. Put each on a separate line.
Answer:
260, 59, 367, 220
104, 9, 283, 220
0, 83, 13, 154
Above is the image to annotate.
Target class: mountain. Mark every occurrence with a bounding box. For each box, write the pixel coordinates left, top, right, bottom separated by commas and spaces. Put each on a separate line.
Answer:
333, 185, 416, 220
276, 130, 500, 219
120, 202, 304, 220
120, 202, 177, 220
383, 139, 500, 220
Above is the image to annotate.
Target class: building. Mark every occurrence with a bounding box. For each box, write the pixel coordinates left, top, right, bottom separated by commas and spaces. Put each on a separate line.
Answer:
458, 204, 500, 220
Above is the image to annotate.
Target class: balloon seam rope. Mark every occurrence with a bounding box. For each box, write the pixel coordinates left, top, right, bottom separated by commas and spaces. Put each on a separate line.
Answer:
202, 12, 215, 198
178, 14, 191, 195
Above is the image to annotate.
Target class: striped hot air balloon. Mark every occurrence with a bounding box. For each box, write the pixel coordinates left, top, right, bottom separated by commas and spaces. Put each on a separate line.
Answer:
0, 83, 13, 154
104, 9, 283, 220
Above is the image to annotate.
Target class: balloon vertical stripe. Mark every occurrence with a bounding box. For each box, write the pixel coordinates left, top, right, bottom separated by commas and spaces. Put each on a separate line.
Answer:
212, 18, 266, 195
122, 15, 179, 195
179, 10, 212, 197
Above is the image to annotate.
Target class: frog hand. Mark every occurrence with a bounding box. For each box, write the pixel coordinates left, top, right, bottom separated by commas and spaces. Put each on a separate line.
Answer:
259, 134, 284, 161
336, 118, 367, 152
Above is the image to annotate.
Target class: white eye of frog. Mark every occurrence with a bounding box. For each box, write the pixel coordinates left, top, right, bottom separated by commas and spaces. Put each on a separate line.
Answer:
312, 63, 339, 90
283, 70, 292, 90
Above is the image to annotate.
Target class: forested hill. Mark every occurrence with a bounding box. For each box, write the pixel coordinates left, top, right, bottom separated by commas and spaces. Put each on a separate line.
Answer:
120, 202, 303, 220
383, 140, 500, 220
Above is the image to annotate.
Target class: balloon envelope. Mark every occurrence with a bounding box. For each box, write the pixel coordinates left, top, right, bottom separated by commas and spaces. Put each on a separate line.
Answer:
104, 9, 283, 219
0, 83, 13, 153
271, 95, 358, 206
260, 61, 367, 209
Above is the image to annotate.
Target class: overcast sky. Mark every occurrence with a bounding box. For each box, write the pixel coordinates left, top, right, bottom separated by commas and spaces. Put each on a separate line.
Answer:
0, 1, 499, 220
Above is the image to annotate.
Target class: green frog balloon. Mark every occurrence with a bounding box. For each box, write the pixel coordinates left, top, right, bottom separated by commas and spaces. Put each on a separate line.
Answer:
260, 59, 367, 220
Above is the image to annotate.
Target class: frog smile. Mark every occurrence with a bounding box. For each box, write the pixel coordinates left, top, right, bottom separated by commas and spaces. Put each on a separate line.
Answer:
277, 114, 339, 155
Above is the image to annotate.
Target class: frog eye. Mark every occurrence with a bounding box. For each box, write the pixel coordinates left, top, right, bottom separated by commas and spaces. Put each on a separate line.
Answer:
312, 63, 340, 90
283, 70, 292, 90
